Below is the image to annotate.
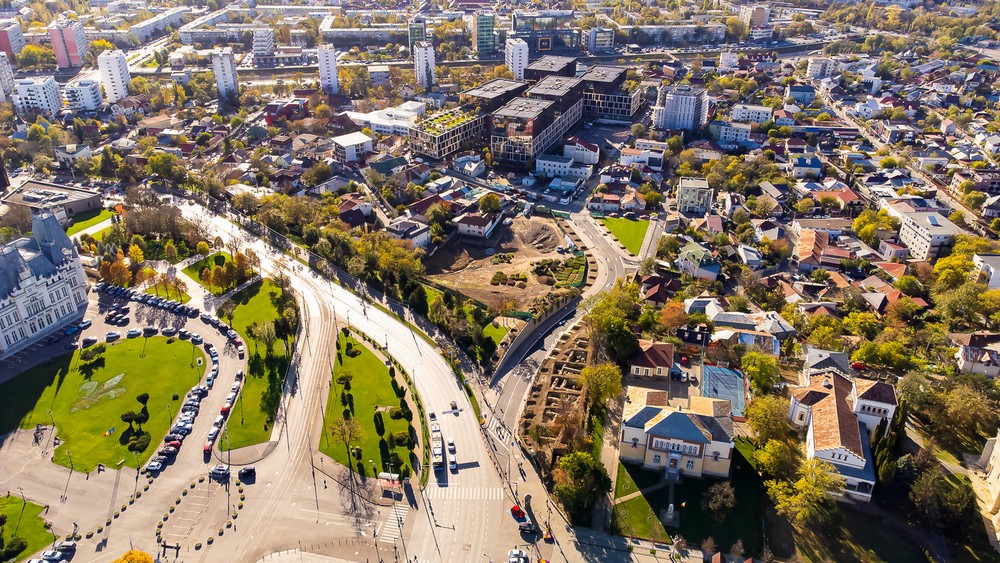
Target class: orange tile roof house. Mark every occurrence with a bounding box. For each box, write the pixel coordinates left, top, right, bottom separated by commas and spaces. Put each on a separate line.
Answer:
788, 372, 897, 502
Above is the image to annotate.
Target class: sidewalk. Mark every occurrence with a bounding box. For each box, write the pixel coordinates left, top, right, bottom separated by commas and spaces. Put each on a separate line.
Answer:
73, 217, 115, 238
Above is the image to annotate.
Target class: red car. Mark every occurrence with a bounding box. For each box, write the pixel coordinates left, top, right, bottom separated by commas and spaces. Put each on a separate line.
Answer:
166, 440, 181, 449
851, 361, 867, 370
680, 356, 689, 366
203, 442, 212, 453
221, 402, 231, 414
510, 505, 525, 519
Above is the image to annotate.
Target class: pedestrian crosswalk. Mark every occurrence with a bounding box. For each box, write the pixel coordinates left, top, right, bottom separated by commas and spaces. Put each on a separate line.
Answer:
377, 503, 408, 544
424, 486, 504, 500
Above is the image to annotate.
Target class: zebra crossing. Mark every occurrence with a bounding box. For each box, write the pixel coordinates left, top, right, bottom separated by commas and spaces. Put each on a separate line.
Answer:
424, 486, 504, 501
377, 503, 408, 544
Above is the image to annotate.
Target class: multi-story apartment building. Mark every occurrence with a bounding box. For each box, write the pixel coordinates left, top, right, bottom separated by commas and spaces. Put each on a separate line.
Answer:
739, 4, 770, 28
952, 168, 1000, 194
414, 41, 435, 89
579, 65, 642, 120
409, 107, 487, 159
212, 47, 238, 102
407, 18, 426, 51
49, 18, 88, 69
731, 103, 772, 124
0, 19, 25, 63
807, 57, 836, 79
492, 75, 584, 164
505, 38, 528, 81
318, 44, 339, 95
676, 176, 713, 214
252, 27, 275, 58
523, 55, 576, 82
331, 131, 373, 163
0, 53, 13, 103
587, 27, 614, 52
98, 49, 129, 104
712, 121, 750, 147
62, 79, 103, 112
0, 213, 89, 357
472, 13, 496, 55
898, 211, 964, 260
12, 76, 61, 117
652, 85, 708, 131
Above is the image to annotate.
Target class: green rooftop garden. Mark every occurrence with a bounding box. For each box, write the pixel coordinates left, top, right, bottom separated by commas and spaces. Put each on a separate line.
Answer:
415, 108, 479, 135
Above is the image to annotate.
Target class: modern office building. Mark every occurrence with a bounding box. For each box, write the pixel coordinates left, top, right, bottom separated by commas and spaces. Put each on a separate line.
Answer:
587, 27, 615, 52
461, 78, 530, 112
0, 213, 89, 358
98, 49, 129, 104
652, 84, 708, 131
407, 18, 426, 51
0, 19, 25, 63
579, 65, 642, 120
524, 55, 576, 82
739, 4, 770, 28
12, 76, 61, 117
414, 41, 435, 89
49, 18, 88, 69
509, 10, 579, 54
62, 79, 103, 112
505, 38, 529, 80
318, 44, 339, 94
0, 53, 13, 103
212, 47, 238, 102
491, 75, 584, 164
472, 12, 497, 56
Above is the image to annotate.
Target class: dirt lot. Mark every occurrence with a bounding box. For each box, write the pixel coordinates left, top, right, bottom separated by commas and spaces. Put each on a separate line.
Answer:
426, 215, 567, 309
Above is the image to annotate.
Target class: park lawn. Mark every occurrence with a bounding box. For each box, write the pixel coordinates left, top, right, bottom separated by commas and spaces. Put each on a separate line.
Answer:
0, 338, 205, 471
601, 218, 649, 256
221, 280, 294, 450
320, 335, 414, 477
66, 208, 114, 236
182, 252, 234, 296
611, 495, 671, 544
145, 280, 191, 303
92, 227, 112, 242
792, 507, 928, 563
483, 322, 510, 347
0, 497, 53, 562
615, 462, 663, 499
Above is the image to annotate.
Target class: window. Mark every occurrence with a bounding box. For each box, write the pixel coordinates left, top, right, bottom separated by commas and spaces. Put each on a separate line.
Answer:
797, 412, 805, 422
713, 451, 720, 462
685, 460, 695, 470
653, 454, 661, 464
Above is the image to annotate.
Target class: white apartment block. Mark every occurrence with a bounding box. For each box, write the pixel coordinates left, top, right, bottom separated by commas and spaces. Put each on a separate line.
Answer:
331, 131, 373, 163
369, 65, 390, 87
807, 57, 836, 80
414, 41, 435, 89
718, 51, 739, 71
252, 27, 275, 56
0, 52, 13, 103
898, 211, 964, 260
564, 138, 600, 165
652, 85, 708, 131
505, 38, 528, 81
716, 122, 750, 147
12, 76, 61, 117
731, 103, 772, 124
739, 4, 770, 28
676, 176, 713, 214
0, 19, 25, 63
212, 47, 238, 101
98, 49, 129, 104
318, 44, 338, 95
0, 213, 89, 357
63, 79, 103, 112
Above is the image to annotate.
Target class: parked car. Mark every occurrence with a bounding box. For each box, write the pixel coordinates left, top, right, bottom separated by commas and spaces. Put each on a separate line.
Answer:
238, 466, 256, 479
210, 464, 230, 477
79, 319, 92, 329
106, 331, 121, 341
144, 461, 163, 473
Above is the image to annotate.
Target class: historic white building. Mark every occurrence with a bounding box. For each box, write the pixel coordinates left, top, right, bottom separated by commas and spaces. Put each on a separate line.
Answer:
0, 213, 88, 356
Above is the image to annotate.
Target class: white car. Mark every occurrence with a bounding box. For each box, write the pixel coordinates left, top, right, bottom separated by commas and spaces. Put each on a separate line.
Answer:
431, 423, 441, 434
40, 551, 65, 562
447, 437, 456, 453
144, 461, 163, 473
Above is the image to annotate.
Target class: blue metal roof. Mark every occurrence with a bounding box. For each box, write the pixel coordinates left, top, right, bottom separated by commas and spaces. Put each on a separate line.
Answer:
624, 406, 661, 429
646, 412, 711, 444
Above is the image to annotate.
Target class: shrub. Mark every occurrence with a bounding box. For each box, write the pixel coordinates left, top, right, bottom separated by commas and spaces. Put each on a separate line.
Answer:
3, 536, 27, 558
388, 407, 403, 419
351, 446, 363, 460
490, 272, 508, 285
393, 430, 411, 448
128, 432, 151, 453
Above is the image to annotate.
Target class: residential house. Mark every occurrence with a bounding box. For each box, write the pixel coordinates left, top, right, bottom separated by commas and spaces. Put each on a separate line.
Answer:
620, 390, 735, 479
54, 144, 92, 167
785, 84, 816, 105
676, 242, 720, 281
795, 229, 853, 272
639, 274, 681, 307
973, 254, 1000, 289
802, 346, 853, 383
789, 157, 822, 179
788, 372, 897, 502
950, 332, 1000, 377
752, 219, 783, 242
736, 244, 763, 269
628, 339, 674, 378
453, 212, 501, 238
878, 240, 908, 261
385, 216, 430, 249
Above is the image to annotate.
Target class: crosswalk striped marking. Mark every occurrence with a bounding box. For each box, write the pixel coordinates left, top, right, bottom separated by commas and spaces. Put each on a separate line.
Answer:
424, 487, 503, 500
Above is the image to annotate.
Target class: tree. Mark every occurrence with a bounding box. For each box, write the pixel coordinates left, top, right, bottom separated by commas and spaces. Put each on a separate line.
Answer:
756, 439, 799, 479
660, 301, 688, 333
218, 301, 236, 326
479, 193, 501, 214
302, 162, 333, 187
108, 258, 131, 286
746, 395, 791, 444
164, 241, 178, 263
631, 123, 647, 137
128, 244, 144, 268
795, 198, 815, 214
136, 393, 149, 405
120, 411, 137, 429
879, 156, 898, 168
766, 458, 845, 526
113, 550, 154, 563
552, 452, 611, 522
328, 417, 364, 457
579, 363, 623, 409
200, 267, 214, 290
256, 320, 277, 355
729, 539, 745, 561
702, 482, 736, 522
196, 241, 210, 256
842, 311, 882, 340
940, 384, 996, 441
742, 352, 778, 395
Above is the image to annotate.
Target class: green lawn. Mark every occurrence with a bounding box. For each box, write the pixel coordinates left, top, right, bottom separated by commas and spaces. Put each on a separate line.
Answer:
66, 208, 114, 236
221, 280, 295, 450
611, 495, 671, 543
614, 462, 663, 499
0, 497, 54, 562
793, 507, 929, 563
320, 335, 414, 477
601, 218, 649, 256
483, 322, 510, 347
182, 252, 234, 296
92, 227, 112, 242
590, 406, 606, 459
0, 338, 205, 471
145, 280, 191, 303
